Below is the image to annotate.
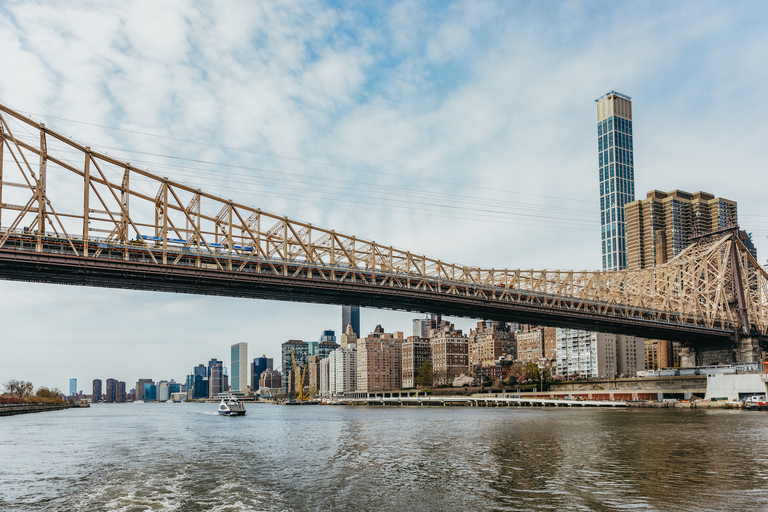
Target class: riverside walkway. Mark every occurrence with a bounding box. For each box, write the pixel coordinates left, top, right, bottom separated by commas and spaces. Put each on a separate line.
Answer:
338, 396, 629, 407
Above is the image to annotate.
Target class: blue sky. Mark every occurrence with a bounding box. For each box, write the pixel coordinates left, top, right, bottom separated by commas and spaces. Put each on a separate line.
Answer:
1, 1, 767, 391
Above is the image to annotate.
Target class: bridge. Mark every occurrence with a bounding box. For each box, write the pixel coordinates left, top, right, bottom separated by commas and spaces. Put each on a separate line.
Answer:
0, 104, 766, 358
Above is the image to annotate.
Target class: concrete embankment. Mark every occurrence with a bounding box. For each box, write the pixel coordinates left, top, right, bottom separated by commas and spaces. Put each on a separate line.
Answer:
629, 400, 742, 409
0, 404, 72, 416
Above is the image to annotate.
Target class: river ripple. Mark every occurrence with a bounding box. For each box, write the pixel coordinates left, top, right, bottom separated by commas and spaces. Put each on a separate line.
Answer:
1, 403, 767, 511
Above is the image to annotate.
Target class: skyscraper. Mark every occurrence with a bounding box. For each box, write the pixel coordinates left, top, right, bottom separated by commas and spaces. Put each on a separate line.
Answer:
342, 306, 360, 338
596, 91, 635, 270
69, 378, 77, 396
231, 342, 248, 392
251, 355, 274, 390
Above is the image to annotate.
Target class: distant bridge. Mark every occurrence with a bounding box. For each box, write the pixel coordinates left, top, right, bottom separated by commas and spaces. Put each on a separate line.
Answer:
0, 104, 766, 350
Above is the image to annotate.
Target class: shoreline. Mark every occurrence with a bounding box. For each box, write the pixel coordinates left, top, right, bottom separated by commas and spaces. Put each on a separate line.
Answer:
0, 403, 74, 416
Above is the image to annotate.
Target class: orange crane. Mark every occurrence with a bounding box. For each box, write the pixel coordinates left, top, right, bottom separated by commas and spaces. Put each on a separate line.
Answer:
290, 348, 307, 401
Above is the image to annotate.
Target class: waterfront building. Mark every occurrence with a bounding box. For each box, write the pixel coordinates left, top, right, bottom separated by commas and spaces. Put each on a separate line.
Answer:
230, 342, 248, 392
468, 321, 515, 369
339, 324, 358, 349
135, 379, 153, 401
625, 189, 743, 269
258, 368, 281, 390
69, 378, 76, 396
556, 329, 623, 379
616, 336, 644, 377
281, 340, 309, 394
430, 328, 470, 386
357, 325, 404, 392
645, 339, 682, 370
329, 346, 357, 396
157, 380, 170, 402
143, 382, 157, 401
342, 305, 360, 338
596, 90, 635, 270
401, 336, 431, 388
105, 378, 118, 403
116, 381, 126, 402
92, 379, 102, 403
251, 355, 274, 391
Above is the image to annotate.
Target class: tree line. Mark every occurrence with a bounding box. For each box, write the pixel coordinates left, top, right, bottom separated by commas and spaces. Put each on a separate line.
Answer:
1, 380, 65, 405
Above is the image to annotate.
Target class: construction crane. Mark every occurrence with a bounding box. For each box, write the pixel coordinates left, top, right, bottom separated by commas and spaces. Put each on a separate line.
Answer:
290, 347, 307, 401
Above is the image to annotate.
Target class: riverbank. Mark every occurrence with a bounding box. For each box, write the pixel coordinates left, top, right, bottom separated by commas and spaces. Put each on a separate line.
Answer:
0, 403, 74, 416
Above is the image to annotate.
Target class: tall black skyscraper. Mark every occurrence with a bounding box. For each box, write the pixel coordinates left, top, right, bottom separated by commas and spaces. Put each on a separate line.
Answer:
342, 306, 360, 338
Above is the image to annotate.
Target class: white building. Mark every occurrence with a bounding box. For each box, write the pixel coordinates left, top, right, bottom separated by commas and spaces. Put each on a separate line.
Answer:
556, 329, 643, 378
230, 342, 248, 392
328, 347, 357, 396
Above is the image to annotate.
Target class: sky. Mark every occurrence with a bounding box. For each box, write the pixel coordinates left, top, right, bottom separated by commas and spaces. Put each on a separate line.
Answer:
1, 0, 767, 392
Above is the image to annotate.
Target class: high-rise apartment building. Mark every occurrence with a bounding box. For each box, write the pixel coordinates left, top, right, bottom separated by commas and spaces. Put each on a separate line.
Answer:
430, 329, 470, 386
328, 347, 357, 396
515, 325, 557, 363
116, 381, 126, 402
556, 329, 616, 379
258, 369, 282, 390
230, 342, 248, 392
92, 379, 102, 402
105, 378, 118, 403
596, 91, 635, 270
402, 336, 431, 388
357, 325, 404, 392
342, 306, 360, 338
468, 321, 514, 369
625, 189, 740, 269
556, 329, 642, 378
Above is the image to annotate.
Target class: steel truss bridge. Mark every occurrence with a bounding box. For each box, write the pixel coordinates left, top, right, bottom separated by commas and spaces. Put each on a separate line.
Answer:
0, 104, 766, 347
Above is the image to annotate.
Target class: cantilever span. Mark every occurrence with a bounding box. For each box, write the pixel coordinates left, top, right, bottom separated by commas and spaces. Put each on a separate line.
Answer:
0, 104, 766, 345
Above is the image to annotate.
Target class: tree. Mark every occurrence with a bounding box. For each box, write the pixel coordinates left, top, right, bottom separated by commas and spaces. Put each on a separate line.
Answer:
415, 360, 434, 388
452, 373, 473, 387
3, 380, 34, 398
36, 387, 63, 399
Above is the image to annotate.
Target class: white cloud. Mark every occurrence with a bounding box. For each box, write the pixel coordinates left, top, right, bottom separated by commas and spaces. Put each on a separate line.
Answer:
1, 0, 767, 389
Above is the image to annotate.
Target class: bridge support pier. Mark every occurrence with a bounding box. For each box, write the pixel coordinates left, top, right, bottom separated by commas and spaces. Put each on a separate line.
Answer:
737, 338, 763, 364
682, 338, 765, 366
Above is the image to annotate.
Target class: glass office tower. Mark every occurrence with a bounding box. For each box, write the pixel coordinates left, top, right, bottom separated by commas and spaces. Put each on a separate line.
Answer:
596, 91, 635, 270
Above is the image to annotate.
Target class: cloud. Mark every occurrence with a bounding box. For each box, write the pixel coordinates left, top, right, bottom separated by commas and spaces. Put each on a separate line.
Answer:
1, 0, 767, 389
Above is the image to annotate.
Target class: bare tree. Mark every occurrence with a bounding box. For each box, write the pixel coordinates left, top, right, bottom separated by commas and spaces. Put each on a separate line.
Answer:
3, 380, 34, 398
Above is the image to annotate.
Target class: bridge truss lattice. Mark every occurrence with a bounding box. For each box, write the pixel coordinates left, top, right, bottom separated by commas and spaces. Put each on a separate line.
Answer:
0, 104, 766, 341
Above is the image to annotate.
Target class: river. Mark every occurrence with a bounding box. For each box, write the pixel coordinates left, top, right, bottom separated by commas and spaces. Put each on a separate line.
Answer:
1, 403, 767, 511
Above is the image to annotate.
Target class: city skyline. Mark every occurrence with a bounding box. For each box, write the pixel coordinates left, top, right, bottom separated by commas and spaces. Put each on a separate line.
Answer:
1, 2, 768, 389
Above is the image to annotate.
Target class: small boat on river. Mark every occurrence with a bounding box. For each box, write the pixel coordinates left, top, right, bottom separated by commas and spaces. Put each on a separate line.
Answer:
218, 398, 246, 416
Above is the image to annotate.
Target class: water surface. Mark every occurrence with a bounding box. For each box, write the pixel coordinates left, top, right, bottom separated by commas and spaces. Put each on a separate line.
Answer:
1, 403, 767, 511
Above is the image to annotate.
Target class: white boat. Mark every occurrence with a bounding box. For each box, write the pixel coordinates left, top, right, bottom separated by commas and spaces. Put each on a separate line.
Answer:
217, 397, 246, 416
